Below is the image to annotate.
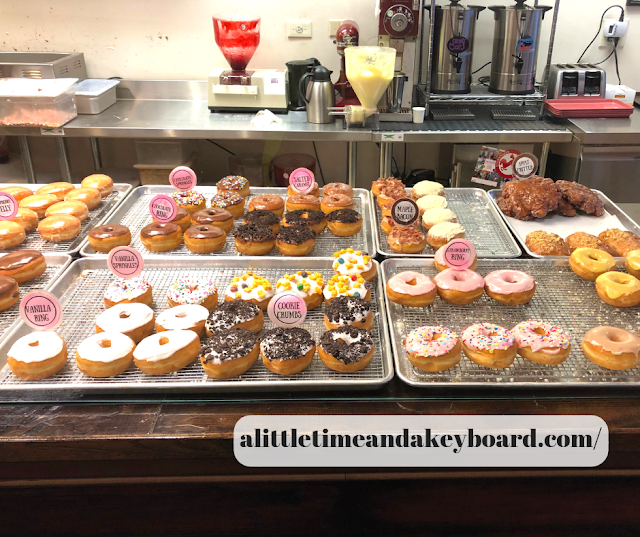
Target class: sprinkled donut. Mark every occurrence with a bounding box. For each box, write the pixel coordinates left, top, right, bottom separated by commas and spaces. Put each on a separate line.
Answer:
167, 278, 218, 311
318, 326, 374, 372
333, 248, 376, 281
216, 175, 250, 198
209, 190, 245, 217
512, 320, 572, 365
276, 270, 324, 309
171, 190, 206, 214
224, 271, 274, 310
104, 277, 153, 308
404, 326, 461, 372
386, 271, 436, 307
461, 323, 517, 369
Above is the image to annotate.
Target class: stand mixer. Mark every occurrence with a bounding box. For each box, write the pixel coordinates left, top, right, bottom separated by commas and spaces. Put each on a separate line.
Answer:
208, 14, 288, 113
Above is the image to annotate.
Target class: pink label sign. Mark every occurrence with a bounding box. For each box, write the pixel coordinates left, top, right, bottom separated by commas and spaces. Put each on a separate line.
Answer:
443, 239, 476, 270
169, 166, 197, 191
20, 291, 62, 331
149, 194, 178, 222
0, 192, 18, 220
391, 198, 419, 226
267, 291, 307, 328
289, 168, 315, 194
108, 246, 144, 279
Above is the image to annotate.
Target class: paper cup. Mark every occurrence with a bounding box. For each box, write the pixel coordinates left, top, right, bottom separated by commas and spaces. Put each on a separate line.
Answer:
412, 107, 426, 124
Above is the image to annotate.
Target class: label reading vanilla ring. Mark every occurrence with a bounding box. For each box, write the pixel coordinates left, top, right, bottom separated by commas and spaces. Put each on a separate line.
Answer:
268, 291, 307, 328
108, 246, 144, 279
391, 198, 419, 226
20, 291, 62, 331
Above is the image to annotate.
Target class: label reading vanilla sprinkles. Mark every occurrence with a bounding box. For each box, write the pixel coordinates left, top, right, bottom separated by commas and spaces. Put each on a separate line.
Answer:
268, 291, 307, 328
108, 246, 144, 279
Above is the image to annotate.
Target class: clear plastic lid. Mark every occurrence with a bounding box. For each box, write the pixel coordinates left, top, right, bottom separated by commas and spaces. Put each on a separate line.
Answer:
0, 78, 78, 98
75, 79, 120, 97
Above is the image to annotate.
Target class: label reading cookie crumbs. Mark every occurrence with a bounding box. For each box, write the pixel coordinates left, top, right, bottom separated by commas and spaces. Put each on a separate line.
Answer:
108, 246, 144, 279
169, 166, 197, 191
443, 239, 476, 270
391, 198, 419, 226
20, 291, 62, 331
149, 194, 177, 223
289, 168, 315, 194
268, 292, 307, 328
0, 192, 18, 220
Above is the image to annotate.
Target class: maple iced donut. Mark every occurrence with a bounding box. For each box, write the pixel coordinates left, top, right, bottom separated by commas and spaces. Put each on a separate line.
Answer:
38, 214, 82, 242
95, 302, 155, 343
333, 248, 376, 281
19, 194, 58, 219
404, 326, 461, 372
200, 329, 259, 379
76, 332, 135, 377
324, 296, 373, 331
386, 271, 436, 307
0, 275, 20, 311
171, 190, 206, 214
275, 270, 324, 310
484, 270, 536, 305
0, 250, 46, 283
134, 330, 201, 375
248, 194, 285, 217
205, 300, 264, 336
167, 277, 218, 311
88, 224, 131, 253
319, 326, 374, 372
10, 208, 38, 231
81, 174, 113, 198
154, 206, 191, 232
0, 221, 26, 249
104, 277, 153, 308
7, 331, 67, 380
595, 272, 640, 307
209, 191, 245, 218
570, 247, 616, 281
323, 183, 353, 199
434, 242, 477, 272
45, 200, 89, 222
323, 274, 371, 302
216, 175, 250, 198
191, 207, 233, 233
326, 208, 362, 237
288, 181, 319, 198
140, 222, 182, 252
37, 181, 75, 201
285, 194, 321, 213
65, 187, 101, 210
260, 327, 316, 375
282, 209, 326, 235
512, 320, 572, 365
243, 209, 280, 233
582, 326, 640, 370
224, 271, 274, 310
156, 304, 209, 336
461, 323, 517, 369
434, 268, 484, 305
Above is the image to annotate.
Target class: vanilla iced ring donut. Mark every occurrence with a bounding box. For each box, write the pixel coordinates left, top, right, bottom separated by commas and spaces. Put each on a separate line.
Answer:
386, 271, 436, 307
570, 248, 616, 281
323, 274, 371, 302
324, 296, 373, 331
333, 248, 376, 281
404, 326, 461, 372
225, 271, 274, 310
156, 304, 209, 336
134, 330, 201, 375
434, 268, 484, 305
167, 278, 218, 311
582, 326, 640, 370
484, 270, 536, 305
200, 329, 259, 379
275, 270, 324, 310
95, 302, 155, 343
512, 320, 572, 365
319, 326, 374, 372
461, 323, 517, 369
7, 331, 67, 379
76, 332, 135, 377
104, 277, 153, 308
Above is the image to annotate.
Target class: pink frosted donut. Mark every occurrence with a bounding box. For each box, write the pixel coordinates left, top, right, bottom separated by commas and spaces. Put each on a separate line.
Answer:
484, 270, 534, 295
512, 321, 572, 355
462, 323, 514, 352
388, 271, 435, 295
405, 326, 458, 357
433, 268, 484, 292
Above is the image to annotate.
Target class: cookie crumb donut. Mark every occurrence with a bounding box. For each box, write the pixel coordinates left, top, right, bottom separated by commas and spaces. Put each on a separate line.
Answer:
205, 300, 264, 336
422, 208, 457, 231
167, 278, 218, 311
4, 186, 34, 203
10, 208, 39, 231
404, 326, 461, 372
225, 271, 274, 310
88, 224, 131, 253
388, 226, 427, 254
323, 183, 353, 199
416, 194, 448, 215
412, 180, 445, 200
275, 225, 316, 256
286, 194, 321, 213
484, 270, 536, 305
171, 190, 206, 214
260, 327, 316, 375
216, 175, 250, 198
243, 209, 280, 233
326, 208, 362, 237
582, 326, 640, 370
200, 329, 259, 379
434, 242, 477, 272
624, 249, 640, 279
598, 228, 640, 257
427, 222, 465, 249
333, 248, 376, 281
7, 331, 67, 380
461, 323, 517, 369
134, 330, 200, 375
565, 231, 615, 255
324, 296, 373, 331
0, 250, 46, 283
81, 174, 113, 198
19, 194, 58, 219
37, 182, 75, 201
323, 274, 371, 302
104, 277, 153, 308
282, 209, 326, 235
65, 187, 101, 210
191, 207, 234, 233
76, 332, 135, 377
248, 194, 285, 217
154, 206, 191, 232
209, 191, 245, 218
595, 272, 640, 307
0, 275, 20, 311
386, 271, 436, 307
434, 268, 484, 305
276, 270, 324, 310
140, 222, 183, 252
38, 214, 81, 242
321, 193, 354, 214
288, 181, 320, 198
184, 225, 226, 253
95, 302, 155, 343
0, 221, 26, 248
570, 247, 616, 281
45, 200, 89, 222
233, 223, 275, 255
512, 320, 572, 365
319, 326, 374, 372
156, 304, 209, 336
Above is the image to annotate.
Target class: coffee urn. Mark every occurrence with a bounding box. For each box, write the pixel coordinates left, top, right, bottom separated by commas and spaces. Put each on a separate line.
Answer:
427, 1, 485, 94
488, 0, 552, 95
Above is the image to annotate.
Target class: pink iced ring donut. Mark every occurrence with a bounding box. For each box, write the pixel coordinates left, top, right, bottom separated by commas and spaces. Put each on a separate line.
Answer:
484, 270, 534, 294
462, 323, 515, 352
388, 271, 435, 296
433, 268, 484, 292
512, 320, 572, 365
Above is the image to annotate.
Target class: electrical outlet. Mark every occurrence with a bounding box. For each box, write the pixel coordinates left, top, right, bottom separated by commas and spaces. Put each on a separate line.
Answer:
329, 19, 344, 37
600, 18, 629, 48
287, 21, 312, 38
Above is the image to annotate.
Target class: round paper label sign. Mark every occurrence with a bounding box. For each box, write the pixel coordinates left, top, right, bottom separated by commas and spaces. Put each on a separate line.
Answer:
447, 36, 469, 54
108, 246, 144, 279
20, 291, 62, 331
513, 153, 539, 180
169, 166, 197, 191
443, 239, 476, 270
149, 194, 178, 222
391, 198, 419, 226
496, 150, 521, 180
0, 192, 18, 220
289, 168, 315, 194
267, 291, 307, 328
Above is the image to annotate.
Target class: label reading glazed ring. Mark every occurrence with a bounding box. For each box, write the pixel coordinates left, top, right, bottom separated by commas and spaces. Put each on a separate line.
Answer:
108, 246, 144, 279
443, 239, 476, 270
0, 192, 18, 220
20, 291, 62, 331
149, 194, 178, 223
169, 166, 197, 191
391, 198, 419, 226
268, 292, 307, 328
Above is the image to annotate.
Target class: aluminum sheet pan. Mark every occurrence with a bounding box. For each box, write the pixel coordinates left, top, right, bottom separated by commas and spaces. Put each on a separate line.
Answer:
0, 257, 392, 394
382, 257, 640, 388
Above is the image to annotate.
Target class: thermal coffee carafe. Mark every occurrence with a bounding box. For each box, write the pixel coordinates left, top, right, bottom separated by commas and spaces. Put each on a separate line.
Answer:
286, 58, 320, 111
299, 65, 335, 124
426, 1, 485, 94
488, 0, 552, 95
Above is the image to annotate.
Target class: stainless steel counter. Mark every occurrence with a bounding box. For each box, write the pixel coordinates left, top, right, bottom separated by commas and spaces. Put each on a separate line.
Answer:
566, 109, 640, 145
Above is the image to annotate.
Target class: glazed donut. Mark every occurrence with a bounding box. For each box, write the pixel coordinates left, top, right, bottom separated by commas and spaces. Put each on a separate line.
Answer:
286, 194, 321, 213
171, 190, 206, 214
3, 186, 33, 203
381, 215, 417, 235
484, 270, 536, 305
19, 194, 58, 218
288, 181, 319, 198
133, 330, 200, 375
323, 274, 371, 302
422, 208, 457, 231
45, 200, 89, 222
386, 271, 436, 307
512, 320, 572, 365
76, 332, 135, 377
233, 223, 275, 255
224, 271, 274, 310
156, 304, 209, 336
37, 182, 75, 201
323, 183, 353, 199
326, 208, 362, 237
95, 302, 155, 343
205, 300, 264, 336
216, 175, 250, 198
10, 208, 39, 231
0, 250, 46, 283
388, 226, 427, 254
324, 296, 373, 331
412, 180, 445, 200
0, 275, 20, 311
321, 194, 354, 214
371, 177, 404, 198
243, 209, 280, 233
167, 278, 218, 311
416, 194, 448, 215
275, 226, 316, 256
0, 221, 26, 248
461, 323, 517, 369
582, 326, 640, 370
104, 277, 153, 308
88, 224, 131, 253
333, 248, 376, 281
596, 271, 640, 307
570, 247, 616, 281
276, 270, 324, 310
38, 214, 81, 242
282, 209, 326, 235
376, 185, 405, 208
260, 327, 316, 375
154, 206, 191, 232
427, 222, 465, 249
65, 187, 101, 210
140, 222, 183, 252
434, 243, 477, 272
200, 329, 259, 379
7, 331, 67, 380
81, 174, 113, 198
434, 268, 484, 305
319, 326, 374, 372
191, 208, 233, 233
209, 191, 245, 218
184, 225, 226, 253
624, 249, 640, 279
404, 326, 461, 372
248, 194, 285, 217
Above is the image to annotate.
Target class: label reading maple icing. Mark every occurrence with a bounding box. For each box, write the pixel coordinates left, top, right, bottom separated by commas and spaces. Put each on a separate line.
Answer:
496, 150, 521, 180
108, 246, 144, 279
391, 198, 419, 226
149, 194, 177, 222
0, 192, 18, 220
268, 291, 307, 328
289, 168, 315, 194
169, 166, 197, 191
443, 239, 476, 270
20, 291, 62, 331
513, 153, 539, 180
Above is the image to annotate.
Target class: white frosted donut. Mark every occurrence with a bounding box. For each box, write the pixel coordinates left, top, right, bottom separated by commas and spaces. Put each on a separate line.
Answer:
333, 249, 373, 276
156, 304, 208, 331
77, 332, 135, 363
134, 330, 198, 363
8, 331, 64, 363
416, 194, 448, 214
95, 303, 154, 343
412, 180, 444, 199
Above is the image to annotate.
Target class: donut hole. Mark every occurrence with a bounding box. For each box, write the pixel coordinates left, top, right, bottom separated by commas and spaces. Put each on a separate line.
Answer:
105, 227, 113, 232
488, 332, 498, 337
119, 311, 131, 319
533, 327, 548, 337
175, 311, 188, 318
407, 278, 417, 286
607, 332, 626, 343
433, 333, 444, 341
588, 254, 599, 261
502, 275, 518, 283
201, 227, 209, 232
98, 339, 112, 349
159, 337, 170, 346
28, 340, 39, 347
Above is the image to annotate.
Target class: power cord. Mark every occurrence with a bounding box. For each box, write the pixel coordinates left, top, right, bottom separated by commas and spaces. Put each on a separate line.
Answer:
312, 141, 325, 186
471, 61, 491, 76
613, 40, 622, 85
577, 5, 625, 63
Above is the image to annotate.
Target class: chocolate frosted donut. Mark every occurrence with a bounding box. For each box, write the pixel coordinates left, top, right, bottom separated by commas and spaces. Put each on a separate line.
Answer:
319, 326, 373, 364
205, 300, 262, 334
192, 208, 233, 225
260, 328, 315, 361
323, 183, 353, 199
0, 275, 20, 311
167, 207, 189, 222
185, 225, 225, 240
283, 209, 325, 227
233, 223, 275, 242
201, 329, 258, 364
326, 209, 361, 224
89, 224, 130, 240
0, 250, 43, 272
243, 209, 280, 227
275, 226, 316, 245
140, 222, 180, 238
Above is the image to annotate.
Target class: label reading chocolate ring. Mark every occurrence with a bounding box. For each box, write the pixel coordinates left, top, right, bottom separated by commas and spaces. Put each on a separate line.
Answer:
391, 198, 419, 226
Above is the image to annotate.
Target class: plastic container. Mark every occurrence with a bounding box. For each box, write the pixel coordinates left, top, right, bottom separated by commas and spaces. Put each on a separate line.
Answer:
135, 140, 196, 166
0, 77, 78, 127
134, 154, 196, 185
545, 98, 634, 118
75, 79, 119, 114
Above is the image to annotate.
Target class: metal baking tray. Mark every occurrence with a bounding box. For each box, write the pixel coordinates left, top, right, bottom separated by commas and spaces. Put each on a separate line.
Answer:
372, 188, 521, 259
80, 186, 375, 258
0, 183, 132, 255
0, 257, 393, 394
382, 257, 640, 388
489, 188, 640, 259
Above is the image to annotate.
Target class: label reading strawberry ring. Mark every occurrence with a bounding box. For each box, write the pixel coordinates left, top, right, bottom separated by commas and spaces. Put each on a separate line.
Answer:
20, 291, 62, 331
149, 194, 177, 222
108, 246, 144, 279
169, 166, 197, 191
391, 198, 419, 226
289, 168, 315, 194
0, 192, 18, 220
267, 291, 307, 328
443, 239, 476, 270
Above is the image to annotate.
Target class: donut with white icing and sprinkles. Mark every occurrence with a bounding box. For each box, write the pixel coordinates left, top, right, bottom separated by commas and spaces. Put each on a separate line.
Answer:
275, 270, 324, 310
224, 271, 274, 310
104, 277, 153, 308
332, 248, 376, 281
323, 274, 371, 302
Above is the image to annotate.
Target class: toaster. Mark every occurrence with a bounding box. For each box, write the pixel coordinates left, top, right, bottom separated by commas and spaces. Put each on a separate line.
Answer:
547, 64, 606, 99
